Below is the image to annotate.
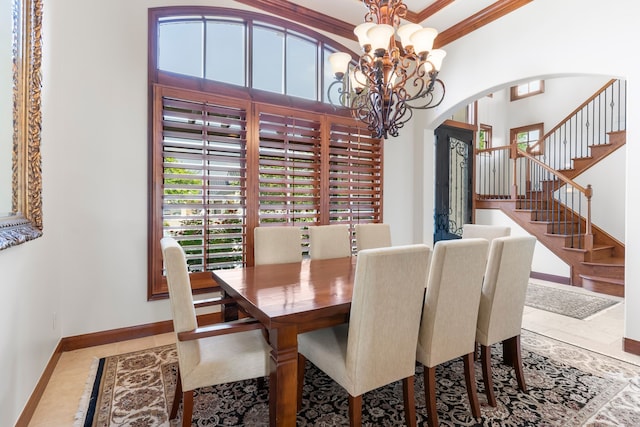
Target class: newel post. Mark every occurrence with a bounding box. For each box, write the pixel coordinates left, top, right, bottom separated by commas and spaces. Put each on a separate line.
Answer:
584, 184, 594, 251
510, 142, 519, 200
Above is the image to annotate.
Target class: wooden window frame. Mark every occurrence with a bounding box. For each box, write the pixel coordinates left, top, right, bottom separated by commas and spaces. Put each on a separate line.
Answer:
510, 122, 544, 155
148, 7, 383, 300
510, 80, 545, 101
478, 123, 492, 151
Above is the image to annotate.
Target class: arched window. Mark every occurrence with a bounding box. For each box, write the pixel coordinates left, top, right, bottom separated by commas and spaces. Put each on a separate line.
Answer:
148, 7, 383, 299
150, 7, 345, 104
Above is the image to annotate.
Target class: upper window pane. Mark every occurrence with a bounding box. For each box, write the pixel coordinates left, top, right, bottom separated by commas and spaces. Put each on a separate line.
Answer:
155, 12, 352, 103
253, 26, 284, 94
529, 80, 541, 91
159, 21, 203, 78
206, 21, 245, 86
286, 34, 317, 100
516, 84, 528, 96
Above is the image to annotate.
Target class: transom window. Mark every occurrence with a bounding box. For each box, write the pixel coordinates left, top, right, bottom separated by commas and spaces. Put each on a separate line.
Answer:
148, 8, 383, 299
510, 80, 545, 101
155, 11, 340, 103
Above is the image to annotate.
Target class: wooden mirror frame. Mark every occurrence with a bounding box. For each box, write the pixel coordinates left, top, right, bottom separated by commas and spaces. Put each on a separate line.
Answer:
0, 0, 43, 250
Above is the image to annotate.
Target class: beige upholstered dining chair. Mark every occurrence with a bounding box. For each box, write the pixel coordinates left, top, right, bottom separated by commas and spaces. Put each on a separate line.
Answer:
354, 223, 391, 251
462, 224, 511, 243
476, 235, 537, 406
309, 224, 352, 259
416, 238, 489, 427
254, 225, 302, 265
160, 237, 271, 427
297, 244, 432, 427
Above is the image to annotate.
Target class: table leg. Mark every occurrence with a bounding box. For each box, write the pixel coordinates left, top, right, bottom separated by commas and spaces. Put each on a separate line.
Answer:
221, 290, 239, 321
269, 325, 298, 427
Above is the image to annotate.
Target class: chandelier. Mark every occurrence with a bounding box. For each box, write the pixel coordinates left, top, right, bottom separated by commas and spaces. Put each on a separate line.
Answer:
327, 0, 447, 139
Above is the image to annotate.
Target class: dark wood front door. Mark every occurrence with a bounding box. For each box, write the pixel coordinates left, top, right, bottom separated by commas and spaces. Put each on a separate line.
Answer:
434, 125, 473, 242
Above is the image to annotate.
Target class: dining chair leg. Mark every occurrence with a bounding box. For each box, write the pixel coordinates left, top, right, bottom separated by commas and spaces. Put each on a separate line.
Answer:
297, 353, 306, 411
402, 376, 417, 427
463, 353, 481, 418
181, 390, 194, 427
480, 344, 497, 407
502, 339, 514, 367
505, 335, 527, 392
423, 366, 438, 427
170, 369, 183, 420
348, 394, 363, 427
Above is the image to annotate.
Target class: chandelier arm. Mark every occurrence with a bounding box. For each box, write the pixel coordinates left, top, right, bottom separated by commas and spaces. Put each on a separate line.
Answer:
328, 79, 363, 114
387, 90, 413, 137
404, 78, 446, 109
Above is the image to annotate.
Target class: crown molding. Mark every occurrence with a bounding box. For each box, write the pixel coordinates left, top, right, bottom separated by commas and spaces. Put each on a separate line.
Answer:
233, 0, 533, 48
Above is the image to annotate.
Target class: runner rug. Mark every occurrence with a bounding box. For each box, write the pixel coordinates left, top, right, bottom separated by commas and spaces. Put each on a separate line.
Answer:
525, 282, 620, 320
75, 330, 640, 426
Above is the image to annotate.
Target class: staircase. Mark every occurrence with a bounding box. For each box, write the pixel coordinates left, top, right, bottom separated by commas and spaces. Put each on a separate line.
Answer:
475, 79, 626, 297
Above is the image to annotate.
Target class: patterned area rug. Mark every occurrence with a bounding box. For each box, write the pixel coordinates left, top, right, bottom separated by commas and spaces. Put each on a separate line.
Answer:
525, 283, 620, 320
75, 330, 640, 426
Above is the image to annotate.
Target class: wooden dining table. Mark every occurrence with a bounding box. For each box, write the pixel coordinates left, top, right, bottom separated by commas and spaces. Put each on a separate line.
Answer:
212, 256, 357, 427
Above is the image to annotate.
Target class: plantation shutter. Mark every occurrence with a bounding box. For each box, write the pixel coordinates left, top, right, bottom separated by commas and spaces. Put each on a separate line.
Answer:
150, 86, 383, 298
256, 106, 321, 226
328, 120, 383, 225
160, 90, 248, 276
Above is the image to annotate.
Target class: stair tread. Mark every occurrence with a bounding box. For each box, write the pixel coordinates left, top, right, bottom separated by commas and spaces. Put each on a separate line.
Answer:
583, 257, 625, 266
543, 232, 598, 238
579, 274, 624, 286
573, 156, 594, 160
588, 142, 613, 148
532, 220, 575, 225
561, 244, 615, 254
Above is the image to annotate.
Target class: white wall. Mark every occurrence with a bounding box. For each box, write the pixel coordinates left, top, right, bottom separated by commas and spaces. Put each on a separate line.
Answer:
507, 76, 611, 142
2, 0, 639, 425
382, 119, 419, 246
477, 90, 509, 147
0, 239, 61, 427
573, 146, 626, 242
475, 208, 571, 278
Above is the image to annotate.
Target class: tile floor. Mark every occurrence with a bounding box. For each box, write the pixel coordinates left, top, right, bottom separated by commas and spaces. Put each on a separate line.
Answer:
28, 278, 640, 426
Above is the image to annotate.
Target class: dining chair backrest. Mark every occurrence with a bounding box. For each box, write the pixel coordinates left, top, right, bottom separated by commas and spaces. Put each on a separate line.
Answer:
417, 238, 489, 367
254, 226, 302, 265
161, 237, 198, 336
346, 244, 431, 395
354, 223, 391, 252
309, 224, 352, 260
461, 224, 511, 244
297, 244, 431, 424
476, 235, 537, 346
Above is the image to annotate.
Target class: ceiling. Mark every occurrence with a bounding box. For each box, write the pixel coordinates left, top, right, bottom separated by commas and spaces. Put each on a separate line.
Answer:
235, 0, 531, 50
286, 0, 498, 35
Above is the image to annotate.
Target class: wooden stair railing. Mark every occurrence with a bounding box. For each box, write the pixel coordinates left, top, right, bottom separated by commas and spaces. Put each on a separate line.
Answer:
473, 79, 626, 296
475, 142, 625, 295
514, 148, 594, 252
527, 79, 626, 173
